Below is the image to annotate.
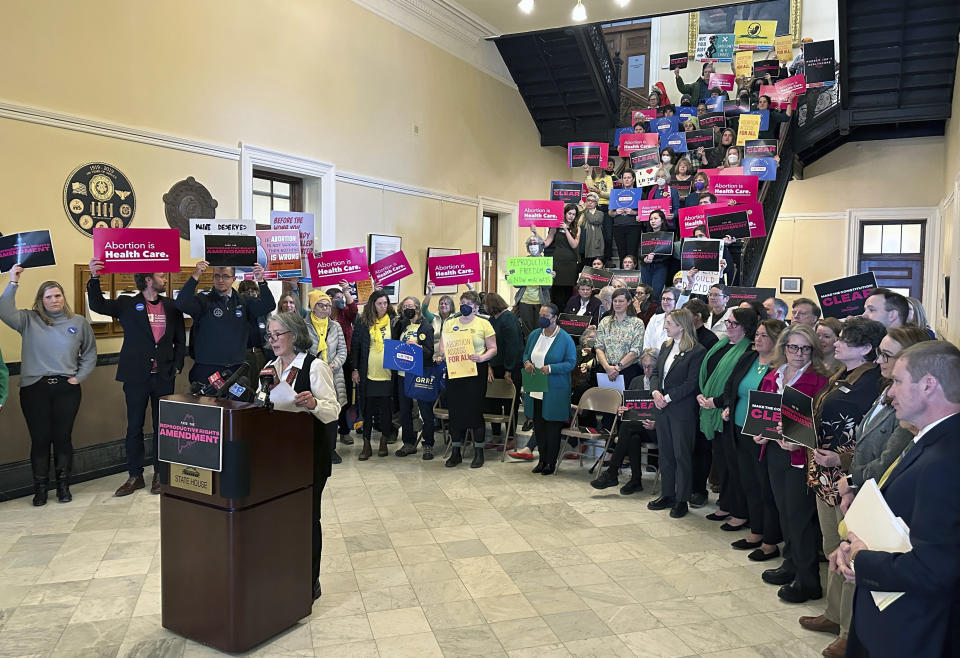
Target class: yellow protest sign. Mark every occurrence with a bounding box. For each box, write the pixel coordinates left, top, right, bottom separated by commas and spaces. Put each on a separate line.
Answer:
734, 20, 777, 50
734, 51, 753, 78
775, 35, 794, 61
443, 332, 477, 379
737, 114, 762, 145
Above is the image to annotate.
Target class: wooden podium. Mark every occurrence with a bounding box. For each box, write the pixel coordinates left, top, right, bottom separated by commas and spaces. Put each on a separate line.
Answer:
158, 394, 314, 653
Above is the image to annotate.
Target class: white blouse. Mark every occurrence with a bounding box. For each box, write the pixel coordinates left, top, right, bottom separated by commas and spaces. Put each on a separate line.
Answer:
257, 352, 341, 423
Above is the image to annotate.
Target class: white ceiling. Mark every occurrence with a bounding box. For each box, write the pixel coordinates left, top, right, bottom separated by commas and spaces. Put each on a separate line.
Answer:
452, 0, 727, 36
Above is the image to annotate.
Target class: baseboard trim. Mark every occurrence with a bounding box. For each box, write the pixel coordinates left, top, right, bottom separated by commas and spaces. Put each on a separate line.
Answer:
0, 436, 153, 502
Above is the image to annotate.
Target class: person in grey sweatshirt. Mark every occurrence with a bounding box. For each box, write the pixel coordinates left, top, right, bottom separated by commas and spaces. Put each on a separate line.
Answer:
0, 264, 96, 506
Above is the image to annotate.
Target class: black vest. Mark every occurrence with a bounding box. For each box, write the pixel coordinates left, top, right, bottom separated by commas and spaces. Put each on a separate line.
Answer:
292, 353, 332, 480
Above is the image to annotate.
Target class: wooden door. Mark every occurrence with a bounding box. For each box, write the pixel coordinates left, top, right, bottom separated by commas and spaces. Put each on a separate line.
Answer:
858, 221, 925, 298
603, 23, 651, 97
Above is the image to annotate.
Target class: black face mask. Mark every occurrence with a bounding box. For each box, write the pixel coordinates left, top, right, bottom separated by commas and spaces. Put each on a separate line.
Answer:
402, 308, 416, 320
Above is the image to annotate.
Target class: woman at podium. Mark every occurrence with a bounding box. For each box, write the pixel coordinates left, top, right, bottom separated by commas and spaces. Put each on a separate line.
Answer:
258, 311, 340, 600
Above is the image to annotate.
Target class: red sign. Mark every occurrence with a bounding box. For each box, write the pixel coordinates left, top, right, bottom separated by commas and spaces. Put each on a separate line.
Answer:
370, 250, 412, 286
708, 73, 735, 91
427, 253, 481, 286
678, 203, 729, 238
307, 247, 370, 287
93, 228, 181, 274
759, 84, 799, 110
519, 200, 565, 227
636, 197, 671, 222
617, 132, 659, 157
710, 175, 758, 201
775, 74, 806, 97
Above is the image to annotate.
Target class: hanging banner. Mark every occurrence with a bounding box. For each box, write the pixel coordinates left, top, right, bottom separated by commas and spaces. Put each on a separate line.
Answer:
567, 142, 609, 168
0, 230, 56, 272
814, 272, 879, 319
734, 20, 778, 50
519, 200, 565, 227
443, 332, 477, 379
93, 227, 180, 274
427, 252, 481, 286
255, 229, 302, 278
370, 250, 413, 287
307, 246, 370, 286
506, 256, 553, 286
695, 33, 735, 62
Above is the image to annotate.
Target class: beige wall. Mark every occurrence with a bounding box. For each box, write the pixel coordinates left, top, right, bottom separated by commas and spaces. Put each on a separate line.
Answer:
0, 0, 572, 363
940, 53, 960, 342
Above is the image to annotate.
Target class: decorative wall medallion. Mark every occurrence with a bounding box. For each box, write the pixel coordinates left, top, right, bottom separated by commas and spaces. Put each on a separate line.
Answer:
163, 176, 218, 240
63, 162, 136, 237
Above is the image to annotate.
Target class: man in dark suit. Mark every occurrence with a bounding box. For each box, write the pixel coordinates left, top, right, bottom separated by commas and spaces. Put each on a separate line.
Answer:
563, 278, 602, 326
833, 341, 960, 658
88, 260, 186, 496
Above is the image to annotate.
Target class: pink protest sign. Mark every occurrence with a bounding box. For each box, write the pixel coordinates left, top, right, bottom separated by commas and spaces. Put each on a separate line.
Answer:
93, 228, 180, 274
370, 250, 412, 286
307, 247, 369, 286
427, 253, 481, 286
679, 203, 729, 238
708, 73, 735, 91
519, 200, 564, 227
636, 197, 671, 222
631, 109, 657, 125
567, 142, 609, 168
775, 74, 806, 97
711, 175, 758, 200
760, 85, 799, 110
617, 132, 659, 157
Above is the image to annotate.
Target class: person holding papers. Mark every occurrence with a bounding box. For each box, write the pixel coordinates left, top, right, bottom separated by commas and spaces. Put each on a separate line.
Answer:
391, 296, 435, 460
756, 324, 829, 602
835, 341, 960, 658
87, 260, 186, 496
522, 304, 576, 476
595, 288, 646, 388
256, 312, 340, 601
649, 308, 706, 518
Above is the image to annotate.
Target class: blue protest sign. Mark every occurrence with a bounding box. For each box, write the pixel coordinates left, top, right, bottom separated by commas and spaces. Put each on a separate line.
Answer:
650, 116, 679, 136
661, 132, 688, 152
608, 188, 643, 211
382, 339, 423, 375
743, 157, 778, 181
677, 106, 697, 123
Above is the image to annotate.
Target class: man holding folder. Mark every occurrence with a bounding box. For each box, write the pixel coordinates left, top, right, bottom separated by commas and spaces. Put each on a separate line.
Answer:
833, 341, 960, 658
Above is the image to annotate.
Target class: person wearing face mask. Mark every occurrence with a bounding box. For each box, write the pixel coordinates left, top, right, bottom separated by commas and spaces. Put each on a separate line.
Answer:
523, 304, 576, 475
435, 291, 497, 468
592, 348, 659, 494
645, 167, 680, 231
306, 290, 348, 464
351, 290, 396, 460
639, 210, 673, 299
2, 265, 97, 505
578, 192, 606, 264
391, 296, 436, 460
510, 233, 554, 336
544, 204, 582, 308
326, 281, 358, 440
675, 62, 715, 106
720, 146, 743, 172
658, 148, 678, 178
683, 172, 713, 207
609, 168, 641, 269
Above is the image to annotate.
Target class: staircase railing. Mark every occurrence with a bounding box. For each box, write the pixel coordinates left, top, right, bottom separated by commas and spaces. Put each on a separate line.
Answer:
570, 24, 621, 125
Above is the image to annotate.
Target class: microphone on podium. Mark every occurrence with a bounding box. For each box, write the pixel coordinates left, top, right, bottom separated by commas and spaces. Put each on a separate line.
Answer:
255, 365, 278, 409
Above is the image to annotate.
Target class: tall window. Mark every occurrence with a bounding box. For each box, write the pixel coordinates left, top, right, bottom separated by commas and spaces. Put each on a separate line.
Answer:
252, 170, 303, 225
859, 220, 925, 298
482, 213, 499, 294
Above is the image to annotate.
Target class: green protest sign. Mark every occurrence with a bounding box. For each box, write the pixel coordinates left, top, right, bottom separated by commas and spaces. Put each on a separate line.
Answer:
506, 256, 553, 286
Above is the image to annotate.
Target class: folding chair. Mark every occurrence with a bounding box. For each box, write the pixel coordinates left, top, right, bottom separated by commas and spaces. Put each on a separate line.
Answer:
433, 397, 451, 453
482, 378, 517, 462
558, 387, 623, 473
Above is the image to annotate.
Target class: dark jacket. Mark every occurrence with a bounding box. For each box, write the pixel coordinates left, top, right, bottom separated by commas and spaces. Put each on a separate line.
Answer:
391, 317, 435, 369
521, 328, 577, 422
714, 346, 762, 416
852, 413, 960, 658
175, 277, 275, 368
490, 310, 524, 372
675, 74, 711, 106
695, 325, 720, 350
351, 314, 395, 408
645, 185, 681, 230
651, 341, 707, 418
87, 277, 185, 382
562, 295, 602, 326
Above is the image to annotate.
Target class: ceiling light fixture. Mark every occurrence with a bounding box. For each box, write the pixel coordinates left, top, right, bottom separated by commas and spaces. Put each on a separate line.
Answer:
517, 0, 534, 14
615, 0, 630, 7
572, 0, 587, 21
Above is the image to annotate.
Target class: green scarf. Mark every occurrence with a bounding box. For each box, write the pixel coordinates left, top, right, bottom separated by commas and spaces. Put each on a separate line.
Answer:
698, 336, 749, 439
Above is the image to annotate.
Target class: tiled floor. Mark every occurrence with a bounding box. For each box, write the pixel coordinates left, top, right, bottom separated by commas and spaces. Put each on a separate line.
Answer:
0, 440, 833, 657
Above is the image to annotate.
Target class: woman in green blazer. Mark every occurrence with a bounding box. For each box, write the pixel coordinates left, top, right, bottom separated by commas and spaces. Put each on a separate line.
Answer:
522, 303, 577, 475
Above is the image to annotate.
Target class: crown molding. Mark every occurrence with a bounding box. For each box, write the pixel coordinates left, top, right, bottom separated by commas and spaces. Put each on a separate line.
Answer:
349, 0, 516, 88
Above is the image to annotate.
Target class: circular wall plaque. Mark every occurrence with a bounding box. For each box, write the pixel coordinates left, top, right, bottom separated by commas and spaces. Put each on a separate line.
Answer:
163, 176, 218, 240
63, 162, 136, 237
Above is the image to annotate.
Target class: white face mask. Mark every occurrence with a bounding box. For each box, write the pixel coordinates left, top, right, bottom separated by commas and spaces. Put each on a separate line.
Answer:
528, 244, 541, 255
656, 178, 667, 187
661, 155, 671, 164
727, 154, 739, 164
